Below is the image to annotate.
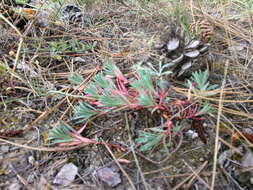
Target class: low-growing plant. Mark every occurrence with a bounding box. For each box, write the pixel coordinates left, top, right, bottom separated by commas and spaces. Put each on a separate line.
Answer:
49, 61, 218, 152
45, 39, 95, 59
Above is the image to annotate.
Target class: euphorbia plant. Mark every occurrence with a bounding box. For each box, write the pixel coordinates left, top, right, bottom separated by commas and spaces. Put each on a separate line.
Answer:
48, 61, 218, 151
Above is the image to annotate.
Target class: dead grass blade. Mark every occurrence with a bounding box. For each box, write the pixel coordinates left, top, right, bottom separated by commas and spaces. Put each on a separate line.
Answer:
184, 160, 211, 189
0, 137, 88, 151
211, 61, 228, 189
172, 161, 208, 190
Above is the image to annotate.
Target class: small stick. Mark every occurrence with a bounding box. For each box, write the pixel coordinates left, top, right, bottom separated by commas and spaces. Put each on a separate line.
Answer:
0, 137, 88, 152
211, 61, 229, 189
125, 113, 150, 190
184, 160, 211, 189
9, 164, 36, 190
172, 161, 208, 190
104, 143, 137, 190
0, 14, 24, 82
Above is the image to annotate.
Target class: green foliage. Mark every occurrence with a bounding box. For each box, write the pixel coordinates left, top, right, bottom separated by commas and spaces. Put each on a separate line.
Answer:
0, 64, 7, 76
72, 61, 172, 122
73, 102, 97, 122
195, 103, 212, 116
15, 0, 29, 4
137, 93, 155, 107
104, 61, 119, 77
233, 0, 253, 12
53, 64, 217, 151
48, 122, 77, 145
135, 125, 182, 152
99, 92, 129, 108
69, 73, 84, 86
131, 69, 155, 93
45, 39, 95, 59
135, 130, 164, 152
187, 70, 218, 96
133, 61, 172, 91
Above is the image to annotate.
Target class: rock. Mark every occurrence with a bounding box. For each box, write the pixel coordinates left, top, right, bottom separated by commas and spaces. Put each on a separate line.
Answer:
73, 57, 86, 63
8, 179, 22, 190
53, 163, 78, 186
185, 129, 198, 139
97, 167, 121, 187
1, 145, 9, 152
242, 152, 253, 168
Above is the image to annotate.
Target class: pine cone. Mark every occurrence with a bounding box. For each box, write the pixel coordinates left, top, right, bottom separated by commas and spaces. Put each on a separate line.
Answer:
60, 5, 90, 28
155, 25, 210, 77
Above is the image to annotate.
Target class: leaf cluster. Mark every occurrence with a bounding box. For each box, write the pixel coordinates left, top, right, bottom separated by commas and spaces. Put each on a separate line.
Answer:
49, 62, 218, 151
187, 70, 218, 96
72, 61, 170, 123
48, 122, 77, 145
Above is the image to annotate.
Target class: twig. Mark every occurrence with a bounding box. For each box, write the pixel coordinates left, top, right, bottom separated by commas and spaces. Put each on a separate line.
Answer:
218, 137, 242, 155
27, 97, 67, 128
172, 161, 208, 190
0, 137, 88, 151
9, 164, 36, 190
184, 160, 211, 189
153, 171, 212, 180
211, 61, 229, 189
0, 13, 24, 81
143, 166, 172, 175
125, 113, 150, 190
104, 143, 137, 190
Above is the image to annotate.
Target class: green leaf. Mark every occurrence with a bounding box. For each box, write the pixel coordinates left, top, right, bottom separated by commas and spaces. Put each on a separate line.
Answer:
135, 131, 163, 152
15, 0, 29, 4
195, 103, 212, 116
48, 122, 77, 145
131, 70, 155, 93
99, 92, 128, 107
187, 70, 219, 96
104, 61, 116, 76
69, 73, 84, 86
73, 102, 97, 122
85, 83, 100, 98
0, 64, 7, 75
137, 93, 155, 107
92, 72, 114, 89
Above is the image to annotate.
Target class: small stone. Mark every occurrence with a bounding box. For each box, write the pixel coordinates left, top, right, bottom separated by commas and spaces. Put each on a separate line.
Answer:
185, 130, 198, 139
199, 157, 205, 162
54, 163, 78, 186
28, 156, 35, 165
97, 167, 121, 187
8, 179, 22, 190
1, 145, 9, 152
242, 152, 253, 168
73, 57, 86, 63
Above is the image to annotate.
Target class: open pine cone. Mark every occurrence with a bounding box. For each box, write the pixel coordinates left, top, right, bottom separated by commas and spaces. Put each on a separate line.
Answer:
155, 25, 210, 77
60, 5, 90, 28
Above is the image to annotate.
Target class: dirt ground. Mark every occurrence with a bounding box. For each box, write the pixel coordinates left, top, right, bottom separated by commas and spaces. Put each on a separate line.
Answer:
0, 0, 253, 189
